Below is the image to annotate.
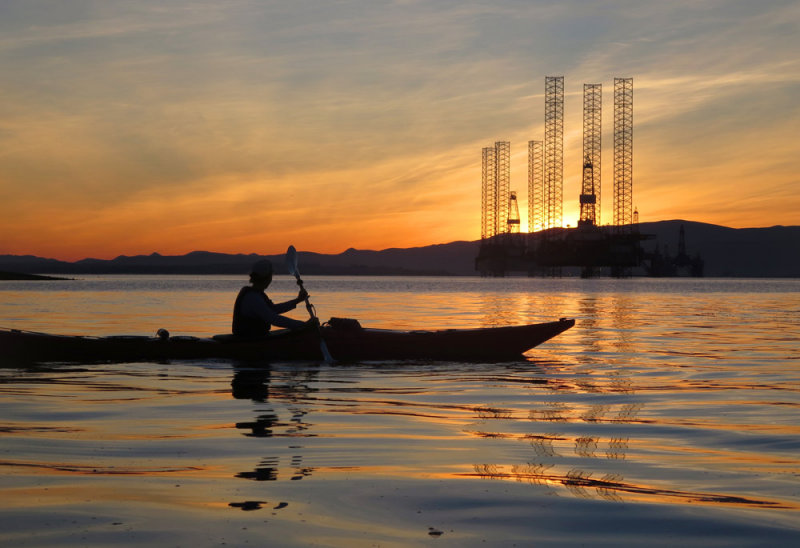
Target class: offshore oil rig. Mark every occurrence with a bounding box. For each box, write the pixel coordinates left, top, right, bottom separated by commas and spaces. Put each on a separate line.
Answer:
476, 77, 702, 277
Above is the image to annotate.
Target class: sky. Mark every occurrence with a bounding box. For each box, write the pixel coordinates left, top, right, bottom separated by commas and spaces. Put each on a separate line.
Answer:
1, 0, 798, 261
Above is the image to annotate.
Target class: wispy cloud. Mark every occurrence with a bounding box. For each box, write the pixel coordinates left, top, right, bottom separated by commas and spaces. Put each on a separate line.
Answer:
1, 0, 798, 259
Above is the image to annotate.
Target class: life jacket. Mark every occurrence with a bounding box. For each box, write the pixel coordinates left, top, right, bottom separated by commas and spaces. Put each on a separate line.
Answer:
232, 286, 273, 337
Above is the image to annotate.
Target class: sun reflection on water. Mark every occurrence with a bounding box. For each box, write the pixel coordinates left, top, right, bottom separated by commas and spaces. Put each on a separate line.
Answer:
1, 277, 799, 545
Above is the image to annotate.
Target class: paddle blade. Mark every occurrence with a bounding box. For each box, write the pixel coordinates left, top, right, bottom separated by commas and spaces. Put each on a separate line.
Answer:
285, 245, 299, 277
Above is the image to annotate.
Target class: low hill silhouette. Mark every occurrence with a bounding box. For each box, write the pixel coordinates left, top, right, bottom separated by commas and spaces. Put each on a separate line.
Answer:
638, 221, 799, 277
1, 222, 797, 277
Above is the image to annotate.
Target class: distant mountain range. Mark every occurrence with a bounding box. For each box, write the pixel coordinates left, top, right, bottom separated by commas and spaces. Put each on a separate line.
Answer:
1, 221, 798, 277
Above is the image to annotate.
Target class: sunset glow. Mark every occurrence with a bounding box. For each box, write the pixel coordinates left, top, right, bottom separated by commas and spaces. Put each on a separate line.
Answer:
1, 1, 798, 261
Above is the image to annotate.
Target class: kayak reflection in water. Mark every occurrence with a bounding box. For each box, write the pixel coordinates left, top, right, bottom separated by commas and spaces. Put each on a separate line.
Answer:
232, 259, 316, 338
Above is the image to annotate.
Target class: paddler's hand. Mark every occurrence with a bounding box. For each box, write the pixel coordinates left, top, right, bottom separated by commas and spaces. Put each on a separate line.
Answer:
296, 287, 309, 303
305, 317, 320, 328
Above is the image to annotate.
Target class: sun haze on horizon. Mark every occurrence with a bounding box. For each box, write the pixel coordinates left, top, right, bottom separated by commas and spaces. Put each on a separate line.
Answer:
1, 1, 798, 261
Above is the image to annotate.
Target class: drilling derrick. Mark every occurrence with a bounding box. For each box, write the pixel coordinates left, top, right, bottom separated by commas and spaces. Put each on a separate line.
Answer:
480, 141, 511, 240
614, 78, 633, 231
494, 141, 511, 236
477, 142, 513, 276
481, 146, 497, 240
507, 191, 521, 233
544, 76, 564, 230
579, 84, 602, 227
528, 140, 543, 233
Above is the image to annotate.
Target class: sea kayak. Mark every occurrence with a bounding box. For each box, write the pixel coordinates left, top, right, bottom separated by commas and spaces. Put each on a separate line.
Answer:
0, 318, 575, 364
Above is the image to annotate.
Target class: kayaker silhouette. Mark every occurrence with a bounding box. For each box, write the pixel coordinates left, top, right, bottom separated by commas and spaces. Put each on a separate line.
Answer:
232, 259, 315, 338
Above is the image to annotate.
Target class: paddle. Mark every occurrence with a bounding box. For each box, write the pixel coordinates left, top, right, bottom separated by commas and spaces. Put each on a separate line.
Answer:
285, 245, 334, 363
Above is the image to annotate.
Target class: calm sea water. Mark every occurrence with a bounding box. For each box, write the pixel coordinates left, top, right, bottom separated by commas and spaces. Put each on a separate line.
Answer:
1, 275, 799, 547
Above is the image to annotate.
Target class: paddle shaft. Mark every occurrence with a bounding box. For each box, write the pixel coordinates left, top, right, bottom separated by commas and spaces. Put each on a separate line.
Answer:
286, 245, 333, 363
293, 275, 316, 319
291, 272, 334, 364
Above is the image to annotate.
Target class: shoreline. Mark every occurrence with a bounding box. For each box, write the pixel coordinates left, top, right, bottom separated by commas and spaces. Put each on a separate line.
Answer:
0, 271, 72, 281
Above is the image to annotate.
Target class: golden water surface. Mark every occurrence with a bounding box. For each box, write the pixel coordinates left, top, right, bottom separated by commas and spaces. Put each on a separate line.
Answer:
1, 276, 798, 546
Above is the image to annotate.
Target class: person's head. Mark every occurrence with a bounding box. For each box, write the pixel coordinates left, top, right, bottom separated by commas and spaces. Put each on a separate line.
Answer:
249, 259, 273, 288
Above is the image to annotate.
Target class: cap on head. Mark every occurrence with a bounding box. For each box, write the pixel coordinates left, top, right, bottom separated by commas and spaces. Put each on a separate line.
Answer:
250, 259, 273, 279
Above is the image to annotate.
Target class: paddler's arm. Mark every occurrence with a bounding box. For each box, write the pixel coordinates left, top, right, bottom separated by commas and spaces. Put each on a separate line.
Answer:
268, 314, 308, 330
241, 291, 309, 330
270, 287, 309, 314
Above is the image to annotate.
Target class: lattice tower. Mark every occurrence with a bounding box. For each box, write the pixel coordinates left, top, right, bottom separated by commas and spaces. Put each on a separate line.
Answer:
481, 146, 497, 240
614, 78, 633, 230
528, 140, 543, 232
494, 141, 511, 236
544, 76, 564, 230
580, 84, 602, 226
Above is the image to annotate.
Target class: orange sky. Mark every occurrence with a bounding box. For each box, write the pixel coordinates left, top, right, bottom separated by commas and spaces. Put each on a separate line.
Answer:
1, 2, 798, 261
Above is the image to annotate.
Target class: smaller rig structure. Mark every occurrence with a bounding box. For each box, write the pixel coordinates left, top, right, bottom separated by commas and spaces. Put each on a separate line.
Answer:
579, 83, 601, 228
476, 77, 700, 277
